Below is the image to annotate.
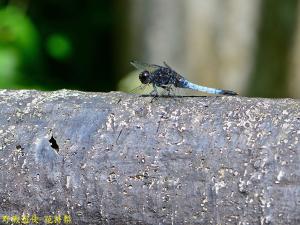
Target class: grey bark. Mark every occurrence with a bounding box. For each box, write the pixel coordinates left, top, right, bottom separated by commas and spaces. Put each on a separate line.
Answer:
0, 90, 300, 225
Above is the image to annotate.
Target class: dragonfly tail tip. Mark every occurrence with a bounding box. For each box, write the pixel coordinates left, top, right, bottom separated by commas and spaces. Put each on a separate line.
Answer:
220, 90, 238, 96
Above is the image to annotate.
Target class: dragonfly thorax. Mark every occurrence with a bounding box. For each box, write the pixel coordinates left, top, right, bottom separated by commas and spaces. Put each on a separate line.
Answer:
139, 70, 152, 84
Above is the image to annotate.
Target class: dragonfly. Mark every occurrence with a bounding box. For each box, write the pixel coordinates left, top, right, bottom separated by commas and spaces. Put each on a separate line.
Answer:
130, 60, 238, 96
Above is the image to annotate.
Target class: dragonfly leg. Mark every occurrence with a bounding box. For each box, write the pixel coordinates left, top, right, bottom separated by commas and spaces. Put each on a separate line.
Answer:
149, 84, 160, 103
161, 85, 173, 96
150, 84, 159, 96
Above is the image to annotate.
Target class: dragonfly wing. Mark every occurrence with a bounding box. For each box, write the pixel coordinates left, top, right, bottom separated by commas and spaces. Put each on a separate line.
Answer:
129, 83, 150, 94
130, 60, 161, 73
163, 61, 173, 70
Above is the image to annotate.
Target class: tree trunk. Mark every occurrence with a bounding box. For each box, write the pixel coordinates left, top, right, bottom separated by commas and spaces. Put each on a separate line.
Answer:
0, 90, 300, 224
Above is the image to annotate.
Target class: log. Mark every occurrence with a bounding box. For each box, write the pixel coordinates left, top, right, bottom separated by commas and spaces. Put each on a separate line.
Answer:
0, 90, 299, 224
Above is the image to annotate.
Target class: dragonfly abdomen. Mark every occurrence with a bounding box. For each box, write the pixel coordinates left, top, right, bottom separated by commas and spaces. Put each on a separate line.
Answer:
181, 80, 237, 96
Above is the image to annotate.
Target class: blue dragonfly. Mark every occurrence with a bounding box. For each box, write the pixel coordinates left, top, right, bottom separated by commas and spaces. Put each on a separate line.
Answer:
130, 60, 238, 96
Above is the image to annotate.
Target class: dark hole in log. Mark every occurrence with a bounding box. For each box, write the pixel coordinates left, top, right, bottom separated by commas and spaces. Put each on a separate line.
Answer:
49, 136, 59, 152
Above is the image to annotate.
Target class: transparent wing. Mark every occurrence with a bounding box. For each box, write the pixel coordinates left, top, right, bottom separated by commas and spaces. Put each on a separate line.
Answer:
163, 61, 173, 70
130, 60, 161, 73
129, 83, 151, 94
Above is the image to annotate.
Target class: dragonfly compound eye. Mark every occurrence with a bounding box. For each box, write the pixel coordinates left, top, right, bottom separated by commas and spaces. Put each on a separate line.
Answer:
139, 71, 151, 84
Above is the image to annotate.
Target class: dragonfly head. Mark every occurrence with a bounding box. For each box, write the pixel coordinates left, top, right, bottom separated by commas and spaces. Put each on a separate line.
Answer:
139, 70, 152, 84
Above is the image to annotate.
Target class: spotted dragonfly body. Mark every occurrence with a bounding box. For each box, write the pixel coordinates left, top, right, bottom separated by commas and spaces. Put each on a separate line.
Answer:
130, 60, 237, 96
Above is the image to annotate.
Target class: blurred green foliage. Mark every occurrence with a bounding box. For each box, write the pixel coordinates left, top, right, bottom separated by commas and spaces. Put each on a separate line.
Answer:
46, 34, 72, 61
0, 1, 115, 91
0, 6, 40, 88
248, 0, 299, 97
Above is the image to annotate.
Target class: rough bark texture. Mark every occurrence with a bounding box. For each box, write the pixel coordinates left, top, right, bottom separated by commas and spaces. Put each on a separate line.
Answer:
0, 90, 300, 225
